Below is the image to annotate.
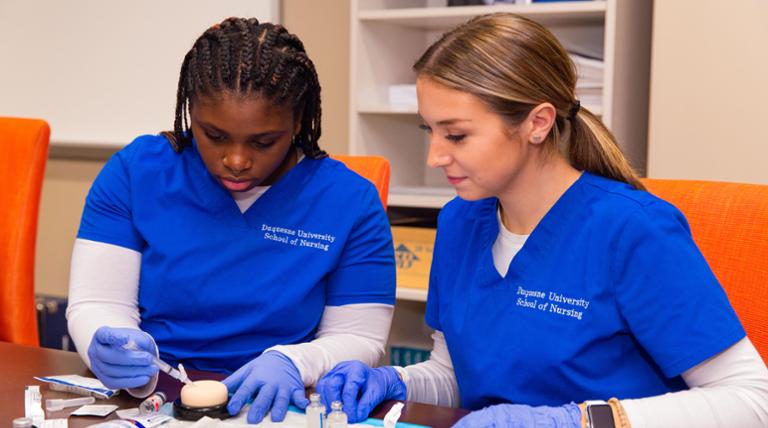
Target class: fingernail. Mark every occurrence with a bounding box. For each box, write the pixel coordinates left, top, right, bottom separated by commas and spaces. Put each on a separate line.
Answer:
228, 401, 241, 415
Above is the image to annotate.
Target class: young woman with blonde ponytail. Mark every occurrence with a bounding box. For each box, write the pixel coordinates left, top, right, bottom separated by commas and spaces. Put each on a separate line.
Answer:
317, 13, 768, 428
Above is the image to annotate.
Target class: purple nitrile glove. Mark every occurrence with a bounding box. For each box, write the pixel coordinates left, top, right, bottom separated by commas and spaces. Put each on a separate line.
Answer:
315, 360, 407, 423
87, 326, 159, 390
452, 402, 582, 428
223, 351, 309, 423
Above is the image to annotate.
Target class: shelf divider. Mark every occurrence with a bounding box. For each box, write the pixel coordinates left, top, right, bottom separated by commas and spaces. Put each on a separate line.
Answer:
396, 287, 428, 302
359, 2, 606, 29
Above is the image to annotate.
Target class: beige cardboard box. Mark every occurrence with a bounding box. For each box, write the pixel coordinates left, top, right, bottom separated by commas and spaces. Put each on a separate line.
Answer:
392, 226, 436, 290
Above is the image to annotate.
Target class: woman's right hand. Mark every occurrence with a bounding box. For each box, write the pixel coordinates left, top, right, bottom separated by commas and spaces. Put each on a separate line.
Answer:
87, 326, 159, 389
315, 361, 407, 423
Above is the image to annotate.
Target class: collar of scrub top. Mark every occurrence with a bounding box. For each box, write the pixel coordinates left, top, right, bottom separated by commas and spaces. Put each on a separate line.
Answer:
474, 172, 589, 288
188, 138, 320, 228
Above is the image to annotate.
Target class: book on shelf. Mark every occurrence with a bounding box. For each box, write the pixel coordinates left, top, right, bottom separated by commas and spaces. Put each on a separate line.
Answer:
571, 53, 604, 82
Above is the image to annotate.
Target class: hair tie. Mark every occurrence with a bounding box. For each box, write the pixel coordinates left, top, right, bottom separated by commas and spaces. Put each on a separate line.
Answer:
568, 100, 581, 120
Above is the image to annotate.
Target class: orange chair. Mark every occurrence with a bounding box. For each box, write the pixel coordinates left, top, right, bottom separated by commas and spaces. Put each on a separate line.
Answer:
642, 178, 768, 363
0, 117, 50, 346
333, 155, 391, 208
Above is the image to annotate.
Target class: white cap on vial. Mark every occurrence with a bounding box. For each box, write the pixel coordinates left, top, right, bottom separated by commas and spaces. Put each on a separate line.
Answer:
13, 418, 33, 428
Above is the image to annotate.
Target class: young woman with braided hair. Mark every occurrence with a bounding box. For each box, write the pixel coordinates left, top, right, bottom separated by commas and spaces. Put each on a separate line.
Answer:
67, 17, 395, 423
316, 13, 768, 428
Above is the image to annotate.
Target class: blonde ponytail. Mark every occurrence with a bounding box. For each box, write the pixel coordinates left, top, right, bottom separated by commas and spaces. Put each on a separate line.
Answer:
569, 109, 645, 190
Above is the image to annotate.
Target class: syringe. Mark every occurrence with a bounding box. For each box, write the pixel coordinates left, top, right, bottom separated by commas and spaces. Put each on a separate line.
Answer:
123, 340, 192, 385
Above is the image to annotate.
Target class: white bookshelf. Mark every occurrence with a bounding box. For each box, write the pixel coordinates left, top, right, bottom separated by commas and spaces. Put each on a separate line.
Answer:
350, 0, 652, 212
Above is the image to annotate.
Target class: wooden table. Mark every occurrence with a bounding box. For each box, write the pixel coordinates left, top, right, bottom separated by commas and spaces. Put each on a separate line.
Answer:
0, 342, 468, 427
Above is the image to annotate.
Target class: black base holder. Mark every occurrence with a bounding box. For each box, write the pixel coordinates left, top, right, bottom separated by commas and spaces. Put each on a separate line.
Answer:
173, 398, 230, 421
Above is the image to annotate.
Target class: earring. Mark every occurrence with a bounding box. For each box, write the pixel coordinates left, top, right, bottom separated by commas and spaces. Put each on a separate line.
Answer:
531, 135, 542, 144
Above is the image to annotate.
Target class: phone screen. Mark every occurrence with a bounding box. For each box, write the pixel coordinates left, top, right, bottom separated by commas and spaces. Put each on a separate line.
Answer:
588, 404, 615, 428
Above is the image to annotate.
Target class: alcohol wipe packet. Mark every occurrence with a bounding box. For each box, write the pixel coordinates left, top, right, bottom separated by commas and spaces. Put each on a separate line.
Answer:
34, 374, 119, 399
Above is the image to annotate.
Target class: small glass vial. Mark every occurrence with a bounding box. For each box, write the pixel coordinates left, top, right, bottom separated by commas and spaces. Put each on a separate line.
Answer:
139, 391, 167, 414
326, 401, 348, 428
305, 393, 326, 428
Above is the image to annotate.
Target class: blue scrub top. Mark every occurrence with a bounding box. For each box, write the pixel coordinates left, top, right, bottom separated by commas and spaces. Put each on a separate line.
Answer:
78, 135, 395, 373
426, 172, 744, 410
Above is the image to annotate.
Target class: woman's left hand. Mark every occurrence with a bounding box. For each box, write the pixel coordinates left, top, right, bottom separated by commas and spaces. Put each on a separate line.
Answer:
223, 351, 309, 423
452, 402, 581, 428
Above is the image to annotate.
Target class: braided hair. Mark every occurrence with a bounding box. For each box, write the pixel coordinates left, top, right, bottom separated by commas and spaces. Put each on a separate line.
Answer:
167, 17, 325, 158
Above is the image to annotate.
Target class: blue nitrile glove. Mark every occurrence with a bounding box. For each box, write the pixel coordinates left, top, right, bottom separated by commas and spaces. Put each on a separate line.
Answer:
315, 361, 407, 423
223, 351, 310, 423
452, 402, 582, 428
87, 326, 159, 390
